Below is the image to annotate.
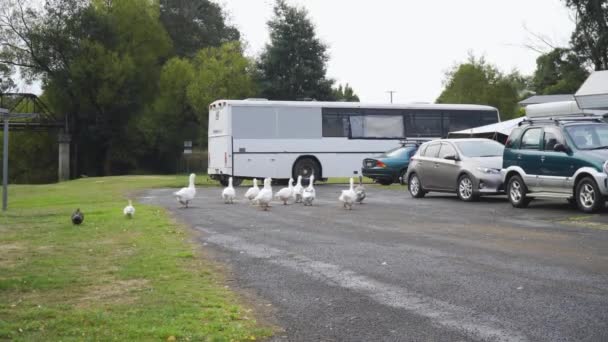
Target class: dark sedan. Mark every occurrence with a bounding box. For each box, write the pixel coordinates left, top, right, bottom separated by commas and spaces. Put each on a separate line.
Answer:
362, 143, 421, 185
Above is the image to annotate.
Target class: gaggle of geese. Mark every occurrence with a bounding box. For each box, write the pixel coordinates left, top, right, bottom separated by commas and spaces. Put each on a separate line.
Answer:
71, 172, 367, 225
173, 173, 366, 211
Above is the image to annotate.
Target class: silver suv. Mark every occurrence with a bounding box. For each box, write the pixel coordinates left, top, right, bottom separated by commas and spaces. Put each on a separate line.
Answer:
405, 138, 504, 201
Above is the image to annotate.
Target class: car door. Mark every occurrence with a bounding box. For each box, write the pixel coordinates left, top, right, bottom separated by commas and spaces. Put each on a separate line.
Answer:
538, 127, 571, 193
417, 142, 441, 189
518, 127, 543, 190
434, 142, 460, 190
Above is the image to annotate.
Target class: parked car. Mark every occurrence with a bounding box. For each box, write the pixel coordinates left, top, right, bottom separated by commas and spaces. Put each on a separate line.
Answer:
503, 116, 608, 213
405, 138, 504, 201
362, 141, 424, 185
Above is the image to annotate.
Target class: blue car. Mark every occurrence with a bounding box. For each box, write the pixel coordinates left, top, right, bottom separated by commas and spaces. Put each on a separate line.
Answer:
362, 141, 424, 185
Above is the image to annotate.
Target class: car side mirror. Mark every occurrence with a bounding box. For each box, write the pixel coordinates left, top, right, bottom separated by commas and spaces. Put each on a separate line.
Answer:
553, 143, 568, 153
444, 154, 459, 161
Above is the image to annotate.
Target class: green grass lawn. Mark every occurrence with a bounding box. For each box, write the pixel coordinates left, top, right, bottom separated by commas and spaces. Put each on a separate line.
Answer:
0, 175, 272, 341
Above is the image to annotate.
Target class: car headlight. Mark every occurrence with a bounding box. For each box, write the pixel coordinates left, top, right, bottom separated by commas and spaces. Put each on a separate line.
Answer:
477, 167, 501, 174
603, 161, 608, 174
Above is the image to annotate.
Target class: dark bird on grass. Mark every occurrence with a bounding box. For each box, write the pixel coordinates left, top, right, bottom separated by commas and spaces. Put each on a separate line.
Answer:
71, 208, 84, 225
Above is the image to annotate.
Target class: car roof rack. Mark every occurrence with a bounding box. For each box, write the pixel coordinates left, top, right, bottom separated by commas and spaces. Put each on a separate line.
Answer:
399, 138, 433, 146
518, 115, 603, 126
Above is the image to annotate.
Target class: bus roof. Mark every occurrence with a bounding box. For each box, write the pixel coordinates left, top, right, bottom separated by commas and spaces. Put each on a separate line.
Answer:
209, 99, 498, 112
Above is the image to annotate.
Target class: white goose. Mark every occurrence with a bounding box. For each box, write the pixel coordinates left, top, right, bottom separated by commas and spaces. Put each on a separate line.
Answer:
275, 178, 294, 205
254, 178, 273, 211
355, 175, 366, 204
302, 175, 316, 206
244, 178, 260, 203
222, 177, 236, 204
293, 175, 304, 203
339, 177, 357, 210
123, 200, 135, 218
174, 173, 196, 208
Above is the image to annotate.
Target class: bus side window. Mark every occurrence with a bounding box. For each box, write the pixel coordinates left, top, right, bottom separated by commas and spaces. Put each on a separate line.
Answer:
322, 114, 349, 137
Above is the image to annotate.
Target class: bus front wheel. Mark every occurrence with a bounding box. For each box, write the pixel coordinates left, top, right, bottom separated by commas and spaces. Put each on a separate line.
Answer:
293, 157, 321, 184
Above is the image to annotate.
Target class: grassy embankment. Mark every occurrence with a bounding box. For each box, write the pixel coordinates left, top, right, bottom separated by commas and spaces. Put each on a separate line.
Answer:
0, 175, 272, 341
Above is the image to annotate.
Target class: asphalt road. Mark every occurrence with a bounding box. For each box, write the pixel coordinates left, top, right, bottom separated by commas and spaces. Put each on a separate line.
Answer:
142, 185, 608, 342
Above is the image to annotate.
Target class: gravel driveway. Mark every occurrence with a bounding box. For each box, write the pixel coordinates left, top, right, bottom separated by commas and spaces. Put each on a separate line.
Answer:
142, 185, 608, 342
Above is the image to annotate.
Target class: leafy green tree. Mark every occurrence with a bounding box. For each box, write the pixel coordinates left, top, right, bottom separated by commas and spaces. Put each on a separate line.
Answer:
138, 57, 198, 172
332, 84, 360, 102
437, 56, 527, 120
0, 63, 15, 93
564, 0, 608, 70
159, 0, 240, 57
257, 0, 334, 101
532, 48, 589, 95
187, 41, 257, 146
1, 0, 172, 175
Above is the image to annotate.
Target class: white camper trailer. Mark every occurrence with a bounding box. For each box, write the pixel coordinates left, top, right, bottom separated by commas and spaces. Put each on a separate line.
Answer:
207, 100, 499, 185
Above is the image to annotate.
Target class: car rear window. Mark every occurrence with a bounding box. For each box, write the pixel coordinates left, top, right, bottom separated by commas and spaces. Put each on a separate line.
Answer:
454, 140, 504, 157
383, 146, 417, 158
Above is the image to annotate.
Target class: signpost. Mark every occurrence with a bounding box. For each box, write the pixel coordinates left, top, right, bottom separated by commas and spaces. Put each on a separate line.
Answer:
183, 141, 193, 173
183, 140, 193, 154
1, 108, 38, 211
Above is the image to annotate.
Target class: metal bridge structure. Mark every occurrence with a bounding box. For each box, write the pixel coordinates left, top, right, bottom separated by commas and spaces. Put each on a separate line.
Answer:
0, 93, 70, 210
0, 93, 65, 131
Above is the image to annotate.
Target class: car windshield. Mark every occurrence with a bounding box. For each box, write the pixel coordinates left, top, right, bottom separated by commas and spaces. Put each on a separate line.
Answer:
454, 140, 504, 157
380, 146, 413, 158
565, 124, 608, 150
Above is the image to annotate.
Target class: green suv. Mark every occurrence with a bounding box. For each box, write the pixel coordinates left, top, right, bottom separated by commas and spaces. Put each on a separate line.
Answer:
502, 117, 608, 213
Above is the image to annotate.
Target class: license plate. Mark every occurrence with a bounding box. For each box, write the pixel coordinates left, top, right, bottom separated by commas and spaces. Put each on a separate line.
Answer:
366, 161, 374, 168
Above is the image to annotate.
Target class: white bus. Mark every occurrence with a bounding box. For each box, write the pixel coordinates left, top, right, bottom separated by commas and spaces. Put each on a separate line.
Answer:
208, 100, 500, 185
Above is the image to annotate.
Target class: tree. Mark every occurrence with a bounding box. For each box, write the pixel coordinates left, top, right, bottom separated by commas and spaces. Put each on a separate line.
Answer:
138, 57, 197, 171
532, 48, 590, 95
187, 41, 257, 146
0, 0, 172, 175
257, 0, 334, 101
0, 63, 15, 93
332, 83, 360, 102
437, 56, 527, 120
565, 0, 608, 70
159, 0, 240, 57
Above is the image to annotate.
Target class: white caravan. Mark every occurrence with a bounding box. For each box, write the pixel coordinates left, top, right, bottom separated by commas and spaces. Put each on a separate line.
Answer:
208, 100, 499, 185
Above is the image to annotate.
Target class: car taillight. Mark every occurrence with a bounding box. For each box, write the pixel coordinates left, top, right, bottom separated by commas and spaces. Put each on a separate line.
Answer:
376, 160, 387, 168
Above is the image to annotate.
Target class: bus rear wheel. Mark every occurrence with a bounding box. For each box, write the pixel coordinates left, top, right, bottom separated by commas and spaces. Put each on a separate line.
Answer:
293, 157, 321, 184
219, 176, 243, 187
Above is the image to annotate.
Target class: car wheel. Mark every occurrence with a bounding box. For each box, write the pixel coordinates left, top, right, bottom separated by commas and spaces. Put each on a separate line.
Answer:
378, 178, 393, 186
575, 177, 605, 213
232, 177, 243, 187
408, 173, 426, 198
399, 169, 407, 185
507, 175, 531, 208
457, 175, 479, 202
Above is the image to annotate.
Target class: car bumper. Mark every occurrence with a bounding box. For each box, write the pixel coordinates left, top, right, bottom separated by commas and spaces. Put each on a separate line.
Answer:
474, 173, 504, 194
586, 171, 608, 196
361, 168, 397, 180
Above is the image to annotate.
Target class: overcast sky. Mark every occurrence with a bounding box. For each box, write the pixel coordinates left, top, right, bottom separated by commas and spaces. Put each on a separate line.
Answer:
222, 0, 575, 103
